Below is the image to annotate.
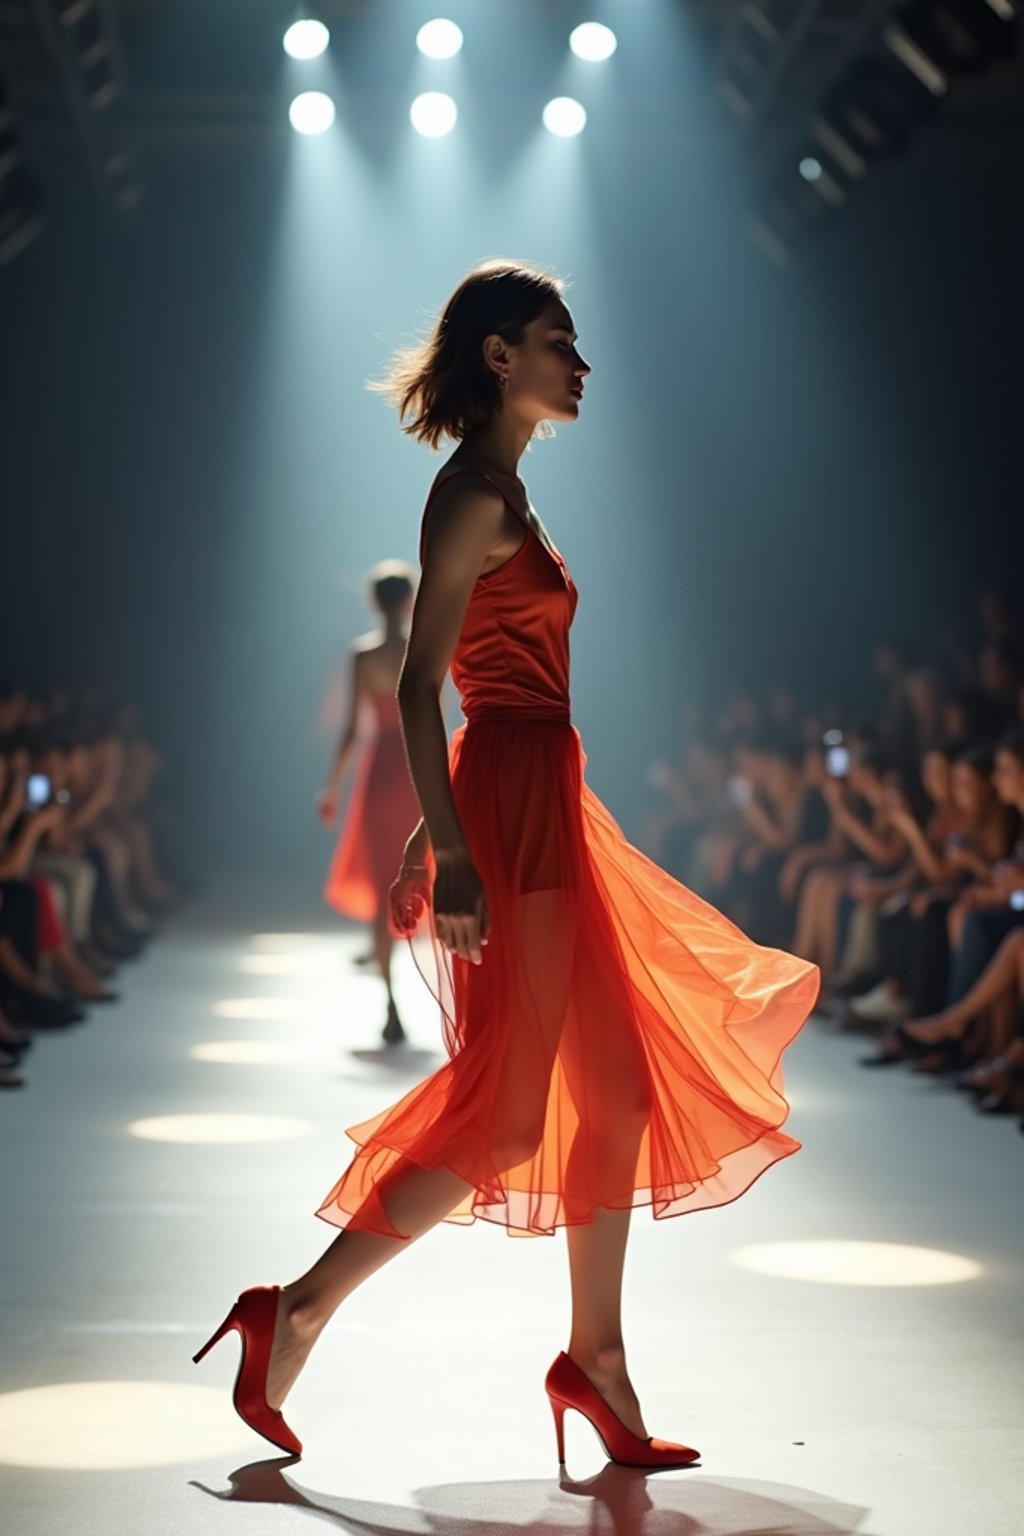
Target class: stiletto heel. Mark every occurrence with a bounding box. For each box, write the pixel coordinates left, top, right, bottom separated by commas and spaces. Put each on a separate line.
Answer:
544, 1351, 699, 1469
192, 1284, 302, 1457
192, 1308, 237, 1364
550, 1396, 567, 1463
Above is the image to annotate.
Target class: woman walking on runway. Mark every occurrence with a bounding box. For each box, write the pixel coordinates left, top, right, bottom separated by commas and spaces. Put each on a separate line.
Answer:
319, 560, 422, 1045
194, 259, 820, 1468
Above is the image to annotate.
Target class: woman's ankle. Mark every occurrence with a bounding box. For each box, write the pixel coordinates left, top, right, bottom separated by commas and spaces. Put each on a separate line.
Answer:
567, 1340, 627, 1374
279, 1283, 334, 1336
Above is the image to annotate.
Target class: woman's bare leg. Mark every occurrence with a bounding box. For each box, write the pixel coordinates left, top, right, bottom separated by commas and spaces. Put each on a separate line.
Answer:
373, 909, 395, 998
909, 928, 1024, 1035
560, 922, 652, 1442
49, 941, 108, 1000
267, 891, 576, 1409
986, 992, 1020, 1058
793, 868, 829, 963
566, 1206, 648, 1438
266, 1159, 473, 1408
815, 871, 846, 979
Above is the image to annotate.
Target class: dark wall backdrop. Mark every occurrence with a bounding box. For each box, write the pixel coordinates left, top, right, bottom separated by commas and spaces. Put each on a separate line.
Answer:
3, 17, 1023, 888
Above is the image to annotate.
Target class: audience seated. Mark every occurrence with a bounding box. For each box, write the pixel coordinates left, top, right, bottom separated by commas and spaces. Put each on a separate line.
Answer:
0, 683, 182, 1090
642, 585, 1024, 1127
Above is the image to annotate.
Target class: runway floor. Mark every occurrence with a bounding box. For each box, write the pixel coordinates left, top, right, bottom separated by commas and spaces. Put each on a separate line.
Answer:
2, 887, 1022, 1536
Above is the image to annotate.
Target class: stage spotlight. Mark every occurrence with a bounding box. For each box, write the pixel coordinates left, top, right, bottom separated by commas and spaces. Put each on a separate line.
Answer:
543, 97, 587, 137
416, 19, 463, 60
283, 19, 330, 60
569, 22, 618, 62
288, 90, 335, 135
410, 91, 457, 137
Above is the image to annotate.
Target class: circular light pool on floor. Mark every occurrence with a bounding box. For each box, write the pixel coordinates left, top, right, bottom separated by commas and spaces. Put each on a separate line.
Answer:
0, 1381, 254, 1469
190, 1039, 331, 1065
732, 1239, 982, 1286
126, 1113, 315, 1144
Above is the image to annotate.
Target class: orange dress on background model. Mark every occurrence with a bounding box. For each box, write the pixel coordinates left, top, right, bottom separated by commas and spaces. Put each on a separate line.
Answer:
316, 467, 820, 1239
323, 689, 422, 925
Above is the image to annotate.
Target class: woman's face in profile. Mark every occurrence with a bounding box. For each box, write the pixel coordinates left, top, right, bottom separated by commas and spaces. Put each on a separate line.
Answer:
921, 750, 951, 804
504, 299, 590, 424
992, 749, 1024, 808
941, 702, 967, 739
951, 762, 986, 818
803, 747, 825, 787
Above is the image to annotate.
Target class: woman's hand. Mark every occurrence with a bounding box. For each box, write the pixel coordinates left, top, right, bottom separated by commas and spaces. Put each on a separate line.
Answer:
945, 842, 988, 878
387, 860, 432, 940
778, 849, 808, 901
431, 846, 490, 965
885, 800, 914, 830
821, 777, 847, 812
739, 841, 766, 873
2, 775, 27, 819
316, 788, 338, 827
848, 871, 880, 903
31, 803, 66, 836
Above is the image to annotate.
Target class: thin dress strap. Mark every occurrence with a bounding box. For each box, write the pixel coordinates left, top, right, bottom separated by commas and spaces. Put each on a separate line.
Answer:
418, 468, 528, 563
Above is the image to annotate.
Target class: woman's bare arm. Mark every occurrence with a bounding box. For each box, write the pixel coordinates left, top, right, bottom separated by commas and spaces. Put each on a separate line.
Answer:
397, 475, 507, 858
324, 649, 367, 795
827, 794, 904, 866
890, 813, 949, 883
0, 806, 63, 879
740, 797, 797, 852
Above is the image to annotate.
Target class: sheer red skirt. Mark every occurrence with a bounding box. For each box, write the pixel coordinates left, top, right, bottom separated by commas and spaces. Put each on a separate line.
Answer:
316, 718, 819, 1239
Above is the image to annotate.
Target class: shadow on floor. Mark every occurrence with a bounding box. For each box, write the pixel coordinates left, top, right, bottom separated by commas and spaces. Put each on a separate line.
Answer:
189, 1452, 877, 1536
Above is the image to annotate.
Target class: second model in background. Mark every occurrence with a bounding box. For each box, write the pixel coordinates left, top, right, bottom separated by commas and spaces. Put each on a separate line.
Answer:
319, 560, 423, 1045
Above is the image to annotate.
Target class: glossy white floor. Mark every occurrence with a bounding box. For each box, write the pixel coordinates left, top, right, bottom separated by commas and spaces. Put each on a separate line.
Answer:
1, 888, 1022, 1536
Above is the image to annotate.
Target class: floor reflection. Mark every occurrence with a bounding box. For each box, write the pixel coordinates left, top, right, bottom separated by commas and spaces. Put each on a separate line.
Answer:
189, 1453, 876, 1536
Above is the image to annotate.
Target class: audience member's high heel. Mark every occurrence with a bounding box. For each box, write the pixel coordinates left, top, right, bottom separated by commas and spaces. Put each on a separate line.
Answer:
976, 1063, 1024, 1115
192, 1285, 302, 1457
0, 1020, 32, 1056
6, 986, 84, 1029
0, 1050, 24, 1089
860, 1022, 960, 1068
544, 1351, 700, 1469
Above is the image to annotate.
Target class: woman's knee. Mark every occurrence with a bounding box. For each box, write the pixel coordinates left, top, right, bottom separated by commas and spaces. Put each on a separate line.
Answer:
490, 1115, 547, 1174
996, 926, 1024, 960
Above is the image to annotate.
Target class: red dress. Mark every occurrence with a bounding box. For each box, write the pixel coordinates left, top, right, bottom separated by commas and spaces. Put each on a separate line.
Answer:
316, 467, 820, 1239
323, 689, 422, 924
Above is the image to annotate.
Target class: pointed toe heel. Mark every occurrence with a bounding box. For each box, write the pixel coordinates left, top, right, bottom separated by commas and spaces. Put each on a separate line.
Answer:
192, 1284, 303, 1457
544, 1351, 699, 1469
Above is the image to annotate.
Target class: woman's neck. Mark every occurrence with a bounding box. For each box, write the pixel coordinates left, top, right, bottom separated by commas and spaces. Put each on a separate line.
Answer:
457, 416, 536, 478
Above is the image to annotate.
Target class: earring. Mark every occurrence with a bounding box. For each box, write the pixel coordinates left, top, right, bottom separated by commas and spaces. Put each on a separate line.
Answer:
497, 373, 507, 389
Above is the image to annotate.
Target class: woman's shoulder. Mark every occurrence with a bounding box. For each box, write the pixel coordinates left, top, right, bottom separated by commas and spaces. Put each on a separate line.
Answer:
433, 456, 522, 488
418, 465, 511, 562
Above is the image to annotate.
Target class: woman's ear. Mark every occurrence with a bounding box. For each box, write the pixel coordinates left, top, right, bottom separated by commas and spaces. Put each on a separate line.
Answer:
482, 333, 511, 381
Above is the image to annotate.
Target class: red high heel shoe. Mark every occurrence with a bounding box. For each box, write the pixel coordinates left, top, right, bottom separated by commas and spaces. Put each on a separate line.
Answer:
192, 1285, 302, 1457
545, 1351, 700, 1469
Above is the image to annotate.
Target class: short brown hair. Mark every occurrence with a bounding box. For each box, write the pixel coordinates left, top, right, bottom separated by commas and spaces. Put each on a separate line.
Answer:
365, 559, 416, 616
367, 258, 567, 450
